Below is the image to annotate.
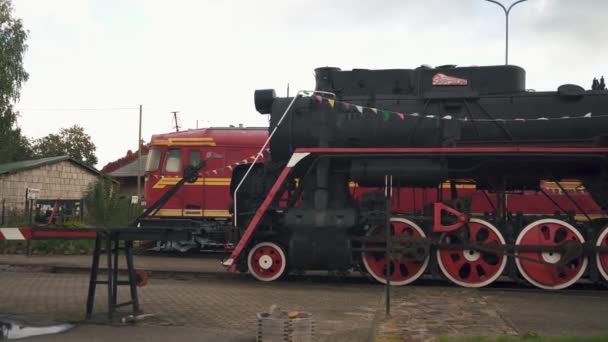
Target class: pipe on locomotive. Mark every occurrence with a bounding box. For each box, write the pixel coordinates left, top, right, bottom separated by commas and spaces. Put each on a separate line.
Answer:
232, 89, 337, 227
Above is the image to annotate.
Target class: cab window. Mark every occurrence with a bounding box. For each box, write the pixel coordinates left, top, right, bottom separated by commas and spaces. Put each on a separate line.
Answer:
145, 148, 161, 172
165, 149, 182, 173
189, 151, 202, 167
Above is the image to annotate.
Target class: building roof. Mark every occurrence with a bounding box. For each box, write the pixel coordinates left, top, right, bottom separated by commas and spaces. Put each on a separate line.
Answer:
108, 154, 147, 178
101, 145, 149, 174
0, 156, 104, 177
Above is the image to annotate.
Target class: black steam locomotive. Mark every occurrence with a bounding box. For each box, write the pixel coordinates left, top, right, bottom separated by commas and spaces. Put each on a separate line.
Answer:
226, 64, 608, 290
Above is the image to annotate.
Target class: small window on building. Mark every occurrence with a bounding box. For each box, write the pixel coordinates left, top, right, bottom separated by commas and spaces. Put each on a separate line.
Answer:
145, 148, 161, 172
189, 151, 202, 167
165, 149, 182, 173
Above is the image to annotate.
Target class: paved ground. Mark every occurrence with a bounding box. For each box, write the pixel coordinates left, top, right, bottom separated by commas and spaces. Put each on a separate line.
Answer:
377, 286, 517, 341
482, 287, 608, 337
376, 285, 608, 341
0, 267, 380, 341
1, 255, 608, 341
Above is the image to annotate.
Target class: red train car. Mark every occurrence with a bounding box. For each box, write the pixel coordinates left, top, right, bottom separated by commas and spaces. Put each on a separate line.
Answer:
142, 127, 268, 251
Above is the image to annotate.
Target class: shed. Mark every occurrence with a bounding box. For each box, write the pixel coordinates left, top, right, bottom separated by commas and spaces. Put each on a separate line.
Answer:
0, 156, 103, 212
107, 154, 147, 195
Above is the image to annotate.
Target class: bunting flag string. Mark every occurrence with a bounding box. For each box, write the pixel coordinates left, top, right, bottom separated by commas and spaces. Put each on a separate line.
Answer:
203, 148, 270, 176
306, 92, 601, 123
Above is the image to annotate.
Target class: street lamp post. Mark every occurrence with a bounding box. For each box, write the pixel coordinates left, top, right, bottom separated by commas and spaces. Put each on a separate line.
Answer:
484, 0, 527, 65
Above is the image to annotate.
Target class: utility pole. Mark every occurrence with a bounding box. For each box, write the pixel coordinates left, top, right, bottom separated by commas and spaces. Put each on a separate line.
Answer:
137, 105, 142, 203
484, 0, 527, 65
172, 111, 181, 132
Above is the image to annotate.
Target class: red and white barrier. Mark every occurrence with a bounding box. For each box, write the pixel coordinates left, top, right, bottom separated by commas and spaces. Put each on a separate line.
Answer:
0, 228, 96, 240
0, 228, 32, 240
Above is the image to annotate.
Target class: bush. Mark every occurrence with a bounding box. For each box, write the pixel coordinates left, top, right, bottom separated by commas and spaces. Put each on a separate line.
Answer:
84, 177, 142, 226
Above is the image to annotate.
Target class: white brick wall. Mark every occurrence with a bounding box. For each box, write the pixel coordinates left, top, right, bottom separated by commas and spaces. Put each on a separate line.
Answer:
0, 160, 99, 211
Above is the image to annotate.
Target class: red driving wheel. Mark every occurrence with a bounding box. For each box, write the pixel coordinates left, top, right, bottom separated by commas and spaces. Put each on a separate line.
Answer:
596, 225, 608, 282
515, 219, 587, 290
437, 218, 507, 288
361, 218, 429, 286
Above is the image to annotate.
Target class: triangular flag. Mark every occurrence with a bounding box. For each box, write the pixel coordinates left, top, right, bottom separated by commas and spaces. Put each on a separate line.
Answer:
341, 102, 350, 111
212, 170, 218, 174
242, 159, 248, 163
382, 111, 391, 121
301, 91, 313, 97
219, 167, 225, 173
327, 98, 335, 108
584, 112, 592, 118
537, 117, 548, 121
355, 105, 363, 114
515, 118, 525, 122
314, 95, 323, 103
396, 113, 405, 120
235, 162, 240, 166
560, 116, 570, 119
371, 108, 378, 114
411, 113, 419, 117
227, 165, 233, 170
442, 115, 452, 120
425, 115, 435, 118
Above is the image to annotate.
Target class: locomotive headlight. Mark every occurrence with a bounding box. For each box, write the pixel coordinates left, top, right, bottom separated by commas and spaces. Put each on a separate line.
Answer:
254, 89, 276, 114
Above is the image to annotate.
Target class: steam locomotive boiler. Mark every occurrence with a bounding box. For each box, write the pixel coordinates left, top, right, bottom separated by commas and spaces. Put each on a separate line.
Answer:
225, 64, 608, 290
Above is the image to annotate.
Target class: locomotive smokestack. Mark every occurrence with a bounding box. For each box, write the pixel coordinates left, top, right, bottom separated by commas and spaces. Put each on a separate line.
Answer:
314, 67, 341, 91
254, 89, 276, 114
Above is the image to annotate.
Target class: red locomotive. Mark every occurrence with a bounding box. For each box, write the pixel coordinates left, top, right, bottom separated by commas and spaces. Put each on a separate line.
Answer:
142, 127, 268, 251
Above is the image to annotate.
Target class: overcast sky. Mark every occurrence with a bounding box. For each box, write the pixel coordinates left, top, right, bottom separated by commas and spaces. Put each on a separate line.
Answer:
11, 0, 608, 168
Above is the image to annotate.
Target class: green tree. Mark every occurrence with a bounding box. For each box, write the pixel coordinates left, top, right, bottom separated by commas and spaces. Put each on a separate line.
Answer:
34, 124, 98, 167
0, 0, 32, 163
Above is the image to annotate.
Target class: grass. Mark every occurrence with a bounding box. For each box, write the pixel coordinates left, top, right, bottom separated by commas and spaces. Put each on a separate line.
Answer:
0, 239, 96, 255
438, 336, 608, 342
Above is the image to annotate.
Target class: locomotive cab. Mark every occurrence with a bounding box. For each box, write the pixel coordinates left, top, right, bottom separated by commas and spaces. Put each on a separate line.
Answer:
141, 127, 268, 251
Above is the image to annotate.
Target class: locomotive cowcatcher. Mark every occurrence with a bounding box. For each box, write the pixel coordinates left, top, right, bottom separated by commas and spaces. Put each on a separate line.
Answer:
222, 64, 608, 290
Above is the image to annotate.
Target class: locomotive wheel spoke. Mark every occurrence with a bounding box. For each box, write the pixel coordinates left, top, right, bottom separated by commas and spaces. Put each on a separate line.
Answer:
596, 225, 608, 282
362, 218, 429, 286
515, 219, 587, 290
247, 242, 287, 282
437, 218, 507, 288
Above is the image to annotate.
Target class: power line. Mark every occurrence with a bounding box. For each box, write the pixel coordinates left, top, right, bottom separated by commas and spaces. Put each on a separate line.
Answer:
17, 107, 139, 112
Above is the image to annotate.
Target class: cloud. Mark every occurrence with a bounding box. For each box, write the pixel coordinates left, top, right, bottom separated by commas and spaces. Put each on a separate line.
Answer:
10, 0, 608, 167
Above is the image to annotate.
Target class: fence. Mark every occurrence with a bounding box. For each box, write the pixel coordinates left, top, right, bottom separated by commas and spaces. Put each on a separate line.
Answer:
0, 197, 85, 227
